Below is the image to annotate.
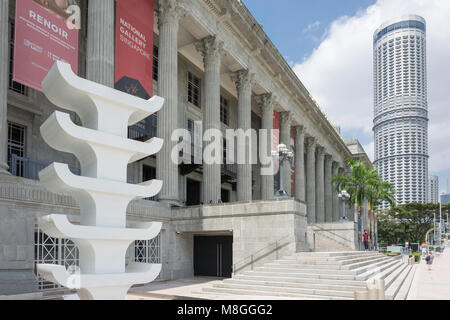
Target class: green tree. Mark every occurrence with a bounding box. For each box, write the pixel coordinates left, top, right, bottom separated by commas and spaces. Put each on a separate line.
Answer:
332, 158, 395, 219
377, 203, 450, 246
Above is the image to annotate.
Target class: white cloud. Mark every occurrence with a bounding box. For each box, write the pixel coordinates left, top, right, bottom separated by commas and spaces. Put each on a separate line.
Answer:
302, 21, 321, 33
293, 0, 450, 176
363, 141, 375, 162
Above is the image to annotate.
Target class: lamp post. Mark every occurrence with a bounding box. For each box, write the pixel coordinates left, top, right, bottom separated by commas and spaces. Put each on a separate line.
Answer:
338, 189, 350, 221
272, 143, 294, 198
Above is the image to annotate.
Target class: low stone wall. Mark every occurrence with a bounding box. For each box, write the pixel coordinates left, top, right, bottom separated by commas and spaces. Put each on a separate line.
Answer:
307, 221, 359, 252
172, 199, 308, 274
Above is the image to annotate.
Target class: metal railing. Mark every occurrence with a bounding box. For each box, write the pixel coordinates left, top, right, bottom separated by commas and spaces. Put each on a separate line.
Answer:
128, 124, 157, 141
232, 235, 295, 274
10, 154, 80, 180
128, 115, 157, 142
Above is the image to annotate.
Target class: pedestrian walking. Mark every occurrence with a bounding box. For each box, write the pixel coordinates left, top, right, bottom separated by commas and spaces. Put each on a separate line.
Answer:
425, 250, 434, 271
362, 230, 370, 251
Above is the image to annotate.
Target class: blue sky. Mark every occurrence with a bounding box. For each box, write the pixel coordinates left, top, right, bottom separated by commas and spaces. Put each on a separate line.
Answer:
243, 0, 450, 196
243, 0, 376, 64
243, 0, 376, 146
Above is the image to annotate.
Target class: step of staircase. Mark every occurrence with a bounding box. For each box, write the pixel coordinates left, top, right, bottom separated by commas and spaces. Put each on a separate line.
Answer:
202, 286, 352, 300
203, 251, 410, 300
223, 278, 365, 292
241, 270, 358, 281
277, 254, 379, 265
394, 265, 417, 300
211, 282, 355, 298
385, 265, 413, 300
362, 260, 404, 282
233, 274, 367, 287
272, 254, 385, 268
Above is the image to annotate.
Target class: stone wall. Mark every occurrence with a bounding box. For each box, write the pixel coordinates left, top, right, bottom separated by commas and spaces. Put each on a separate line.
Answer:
307, 221, 359, 252
172, 199, 308, 274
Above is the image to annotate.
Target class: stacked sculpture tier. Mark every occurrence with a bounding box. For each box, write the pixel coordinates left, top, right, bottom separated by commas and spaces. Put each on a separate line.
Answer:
36, 61, 165, 300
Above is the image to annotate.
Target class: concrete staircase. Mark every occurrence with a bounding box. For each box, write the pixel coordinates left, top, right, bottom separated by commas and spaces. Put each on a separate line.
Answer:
202, 251, 414, 300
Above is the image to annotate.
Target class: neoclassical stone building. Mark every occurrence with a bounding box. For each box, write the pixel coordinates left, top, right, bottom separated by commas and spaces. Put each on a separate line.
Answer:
0, 0, 372, 295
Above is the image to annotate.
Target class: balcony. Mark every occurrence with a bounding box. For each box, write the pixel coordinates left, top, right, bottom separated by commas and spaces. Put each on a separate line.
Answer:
9, 154, 80, 180
128, 114, 157, 142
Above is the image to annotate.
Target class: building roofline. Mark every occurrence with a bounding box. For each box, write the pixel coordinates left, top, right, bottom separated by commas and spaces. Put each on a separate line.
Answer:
231, 0, 352, 159
374, 15, 426, 37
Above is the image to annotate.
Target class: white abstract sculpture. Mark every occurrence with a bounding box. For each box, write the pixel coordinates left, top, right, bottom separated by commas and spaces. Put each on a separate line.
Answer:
36, 61, 164, 300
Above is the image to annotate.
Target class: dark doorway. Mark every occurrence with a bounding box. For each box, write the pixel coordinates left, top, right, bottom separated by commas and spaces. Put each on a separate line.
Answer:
221, 189, 230, 203
194, 235, 233, 278
143, 165, 157, 201
143, 165, 156, 181
186, 178, 201, 206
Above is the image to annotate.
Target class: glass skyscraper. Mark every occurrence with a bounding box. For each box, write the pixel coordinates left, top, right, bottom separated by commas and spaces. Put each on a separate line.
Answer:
373, 15, 429, 208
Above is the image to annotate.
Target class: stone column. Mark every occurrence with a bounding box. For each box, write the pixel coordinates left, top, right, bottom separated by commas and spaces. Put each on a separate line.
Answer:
294, 126, 306, 202
86, 0, 115, 86
256, 93, 275, 200
0, 0, 9, 174
231, 70, 253, 201
324, 154, 333, 222
279, 111, 292, 195
196, 36, 223, 204
332, 162, 340, 221
156, 0, 184, 205
315, 146, 325, 223
305, 137, 316, 223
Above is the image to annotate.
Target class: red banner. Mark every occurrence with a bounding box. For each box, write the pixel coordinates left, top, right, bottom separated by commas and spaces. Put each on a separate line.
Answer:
13, 0, 79, 92
115, 0, 154, 99
273, 111, 280, 148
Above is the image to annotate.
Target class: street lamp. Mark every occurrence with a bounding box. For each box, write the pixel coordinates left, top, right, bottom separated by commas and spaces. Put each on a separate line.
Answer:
338, 189, 351, 221
272, 143, 294, 198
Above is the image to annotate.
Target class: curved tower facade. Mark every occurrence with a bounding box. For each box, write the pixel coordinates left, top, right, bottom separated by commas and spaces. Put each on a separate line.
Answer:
373, 15, 429, 208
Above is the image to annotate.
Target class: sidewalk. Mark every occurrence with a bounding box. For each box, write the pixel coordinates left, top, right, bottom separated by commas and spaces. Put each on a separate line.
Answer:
407, 246, 450, 300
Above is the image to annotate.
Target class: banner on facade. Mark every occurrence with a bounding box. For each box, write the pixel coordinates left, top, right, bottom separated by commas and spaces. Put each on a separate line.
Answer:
13, 0, 79, 92
115, 0, 154, 99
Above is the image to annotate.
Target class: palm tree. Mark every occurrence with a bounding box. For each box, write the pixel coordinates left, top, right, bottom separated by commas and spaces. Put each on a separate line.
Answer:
366, 175, 396, 247
332, 158, 396, 229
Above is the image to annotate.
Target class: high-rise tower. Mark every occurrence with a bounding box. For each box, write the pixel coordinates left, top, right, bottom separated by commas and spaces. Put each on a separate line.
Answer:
373, 15, 429, 208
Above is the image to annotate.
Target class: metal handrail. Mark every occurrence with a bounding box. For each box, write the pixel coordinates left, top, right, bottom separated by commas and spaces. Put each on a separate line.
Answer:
10, 154, 80, 180
232, 234, 295, 274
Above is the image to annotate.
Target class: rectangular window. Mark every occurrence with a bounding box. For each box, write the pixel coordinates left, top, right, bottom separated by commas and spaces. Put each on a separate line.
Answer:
220, 96, 229, 125
187, 72, 201, 107
152, 45, 159, 81
9, 23, 27, 95
7, 122, 26, 173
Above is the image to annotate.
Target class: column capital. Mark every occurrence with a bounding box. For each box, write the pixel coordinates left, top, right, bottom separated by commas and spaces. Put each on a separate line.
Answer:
255, 93, 276, 113
325, 154, 333, 164
305, 137, 316, 151
332, 161, 340, 171
294, 125, 305, 137
316, 145, 325, 157
279, 111, 292, 126
230, 69, 254, 94
157, 0, 186, 28
195, 35, 224, 66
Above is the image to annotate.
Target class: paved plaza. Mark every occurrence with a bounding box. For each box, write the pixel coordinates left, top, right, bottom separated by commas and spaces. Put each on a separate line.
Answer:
407, 244, 450, 300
